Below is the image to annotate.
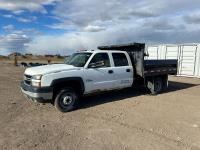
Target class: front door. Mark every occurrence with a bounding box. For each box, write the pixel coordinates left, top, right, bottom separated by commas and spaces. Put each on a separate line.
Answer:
84, 52, 115, 93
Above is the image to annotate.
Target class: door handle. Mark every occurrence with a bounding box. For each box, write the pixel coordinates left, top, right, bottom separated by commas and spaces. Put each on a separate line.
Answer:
108, 70, 113, 74
126, 69, 131, 72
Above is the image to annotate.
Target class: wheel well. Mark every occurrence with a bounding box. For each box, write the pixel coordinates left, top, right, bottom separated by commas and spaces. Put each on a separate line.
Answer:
52, 79, 84, 99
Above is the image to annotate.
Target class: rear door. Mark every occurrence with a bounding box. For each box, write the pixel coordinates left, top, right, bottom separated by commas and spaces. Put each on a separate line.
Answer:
111, 52, 133, 88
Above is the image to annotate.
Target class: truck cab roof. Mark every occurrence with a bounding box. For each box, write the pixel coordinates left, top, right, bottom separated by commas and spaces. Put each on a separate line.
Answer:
80, 50, 126, 53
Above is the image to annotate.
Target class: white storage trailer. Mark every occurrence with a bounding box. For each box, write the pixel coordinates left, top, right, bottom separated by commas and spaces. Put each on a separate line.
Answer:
146, 44, 200, 78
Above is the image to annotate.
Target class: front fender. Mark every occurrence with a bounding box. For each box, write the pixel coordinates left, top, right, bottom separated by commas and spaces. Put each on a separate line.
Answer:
50, 77, 85, 94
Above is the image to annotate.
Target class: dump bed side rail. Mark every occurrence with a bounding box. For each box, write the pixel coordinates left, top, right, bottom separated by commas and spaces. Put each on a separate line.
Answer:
144, 59, 177, 76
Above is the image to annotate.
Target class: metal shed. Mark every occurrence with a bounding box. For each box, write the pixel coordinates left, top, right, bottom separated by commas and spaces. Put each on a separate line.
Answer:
146, 44, 200, 78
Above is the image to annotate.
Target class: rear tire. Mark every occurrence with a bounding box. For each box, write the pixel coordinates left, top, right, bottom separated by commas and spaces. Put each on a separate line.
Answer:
54, 87, 79, 112
147, 77, 163, 95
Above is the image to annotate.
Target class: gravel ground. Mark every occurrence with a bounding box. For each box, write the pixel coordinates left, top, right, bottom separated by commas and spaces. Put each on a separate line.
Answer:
0, 62, 200, 150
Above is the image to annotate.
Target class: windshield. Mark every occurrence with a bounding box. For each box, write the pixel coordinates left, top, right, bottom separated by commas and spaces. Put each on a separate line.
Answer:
64, 52, 92, 67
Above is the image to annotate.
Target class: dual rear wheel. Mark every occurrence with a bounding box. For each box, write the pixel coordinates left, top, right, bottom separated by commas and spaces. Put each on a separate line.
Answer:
147, 77, 166, 95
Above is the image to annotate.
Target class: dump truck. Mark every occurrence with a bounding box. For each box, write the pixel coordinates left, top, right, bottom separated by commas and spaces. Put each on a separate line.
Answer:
21, 43, 177, 112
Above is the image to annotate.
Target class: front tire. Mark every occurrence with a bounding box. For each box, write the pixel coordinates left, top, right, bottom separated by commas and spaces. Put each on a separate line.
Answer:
54, 88, 79, 112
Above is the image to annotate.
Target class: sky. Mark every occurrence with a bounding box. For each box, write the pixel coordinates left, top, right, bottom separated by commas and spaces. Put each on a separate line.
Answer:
0, 0, 200, 55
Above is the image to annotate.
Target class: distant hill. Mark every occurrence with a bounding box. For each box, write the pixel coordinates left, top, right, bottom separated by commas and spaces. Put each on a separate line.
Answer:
0, 55, 8, 60
0, 53, 66, 62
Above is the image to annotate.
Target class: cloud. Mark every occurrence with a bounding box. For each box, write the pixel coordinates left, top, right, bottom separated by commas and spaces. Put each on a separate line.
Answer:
2, 24, 15, 32
26, 13, 200, 55
52, 0, 200, 27
0, 25, 42, 54
26, 31, 118, 55
14, 0, 200, 55
184, 11, 200, 24
16, 16, 37, 23
46, 20, 76, 30
2, 0, 200, 55
45, 0, 162, 38
0, 33, 31, 52
0, 0, 60, 13
1, 13, 38, 23
50, 0, 200, 34
84, 25, 106, 32
2, 14, 13, 18
127, 9, 157, 18
2, 24, 42, 35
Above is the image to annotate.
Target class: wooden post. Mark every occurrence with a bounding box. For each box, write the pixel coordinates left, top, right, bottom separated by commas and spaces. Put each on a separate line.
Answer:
14, 53, 18, 66
47, 56, 51, 64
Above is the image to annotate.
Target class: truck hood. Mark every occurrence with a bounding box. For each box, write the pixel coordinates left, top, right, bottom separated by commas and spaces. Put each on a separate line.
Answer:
25, 64, 79, 75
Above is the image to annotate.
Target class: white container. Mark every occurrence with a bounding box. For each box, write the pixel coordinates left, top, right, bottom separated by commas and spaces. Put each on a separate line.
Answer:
146, 43, 200, 78
145, 45, 159, 60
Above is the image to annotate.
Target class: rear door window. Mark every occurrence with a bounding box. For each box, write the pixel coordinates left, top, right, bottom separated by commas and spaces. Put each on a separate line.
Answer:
112, 53, 128, 67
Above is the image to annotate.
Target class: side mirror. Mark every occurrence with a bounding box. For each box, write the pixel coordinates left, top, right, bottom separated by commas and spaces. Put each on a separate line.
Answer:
88, 61, 105, 68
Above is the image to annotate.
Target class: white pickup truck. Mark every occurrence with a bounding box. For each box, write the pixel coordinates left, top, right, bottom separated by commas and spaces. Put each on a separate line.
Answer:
21, 43, 177, 112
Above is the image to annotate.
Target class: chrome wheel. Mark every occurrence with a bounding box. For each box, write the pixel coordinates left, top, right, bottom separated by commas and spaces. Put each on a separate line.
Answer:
62, 94, 73, 105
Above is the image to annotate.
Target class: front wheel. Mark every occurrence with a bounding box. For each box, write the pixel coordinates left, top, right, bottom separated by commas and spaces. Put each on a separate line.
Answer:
54, 88, 79, 112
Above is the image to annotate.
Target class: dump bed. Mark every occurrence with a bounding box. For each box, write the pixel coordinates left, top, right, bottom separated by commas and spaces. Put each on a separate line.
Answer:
98, 43, 177, 78
144, 59, 177, 76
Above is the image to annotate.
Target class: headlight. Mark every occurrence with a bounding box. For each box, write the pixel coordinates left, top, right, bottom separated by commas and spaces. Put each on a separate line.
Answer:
32, 75, 42, 80
31, 75, 42, 87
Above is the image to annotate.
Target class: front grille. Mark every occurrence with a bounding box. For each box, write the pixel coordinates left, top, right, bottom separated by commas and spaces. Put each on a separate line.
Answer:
24, 74, 32, 86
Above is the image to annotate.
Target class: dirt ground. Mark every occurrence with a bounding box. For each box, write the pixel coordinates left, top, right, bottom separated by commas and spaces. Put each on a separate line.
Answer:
0, 61, 200, 150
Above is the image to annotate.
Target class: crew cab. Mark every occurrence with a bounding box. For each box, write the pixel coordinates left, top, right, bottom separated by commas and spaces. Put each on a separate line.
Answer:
21, 43, 177, 112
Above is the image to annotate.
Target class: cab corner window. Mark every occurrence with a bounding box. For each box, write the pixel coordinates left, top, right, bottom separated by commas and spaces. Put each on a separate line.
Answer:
89, 53, 110, 68
112, 53, 128, 67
